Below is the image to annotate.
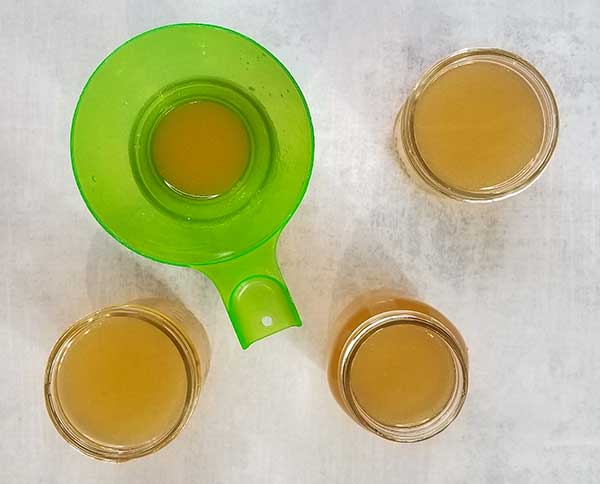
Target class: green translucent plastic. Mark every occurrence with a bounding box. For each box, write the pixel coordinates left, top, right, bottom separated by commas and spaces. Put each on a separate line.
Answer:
71, 24, 314, 348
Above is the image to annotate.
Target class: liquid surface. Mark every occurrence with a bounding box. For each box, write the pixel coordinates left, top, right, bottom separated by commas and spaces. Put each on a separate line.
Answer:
151, 100, 250, 197
56, 316, 188, 447
413, 61, 544, 191
349, 323, 455, 426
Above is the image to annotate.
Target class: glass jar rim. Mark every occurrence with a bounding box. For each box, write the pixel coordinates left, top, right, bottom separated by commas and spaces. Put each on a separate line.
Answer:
44, 303, 202, 462
336, 309, 468, 442
397, 47, 559, 202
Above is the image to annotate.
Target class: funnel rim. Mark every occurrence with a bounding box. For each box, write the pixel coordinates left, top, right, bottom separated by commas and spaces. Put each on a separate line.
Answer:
71, 23, 314, 267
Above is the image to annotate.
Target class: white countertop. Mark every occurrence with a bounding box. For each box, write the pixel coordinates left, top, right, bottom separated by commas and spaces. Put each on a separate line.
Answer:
2, 1, 600, 482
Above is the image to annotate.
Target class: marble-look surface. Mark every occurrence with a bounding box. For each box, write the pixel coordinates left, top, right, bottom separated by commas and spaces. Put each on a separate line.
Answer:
2, 1, 600, 482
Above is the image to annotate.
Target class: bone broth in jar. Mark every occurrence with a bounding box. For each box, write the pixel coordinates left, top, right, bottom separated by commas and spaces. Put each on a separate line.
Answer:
44, 299, 209, 461
394, 49, 558, 202
328, 290, 468, 442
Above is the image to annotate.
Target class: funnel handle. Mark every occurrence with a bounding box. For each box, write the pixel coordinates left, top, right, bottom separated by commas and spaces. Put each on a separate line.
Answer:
194, 234, 301, 349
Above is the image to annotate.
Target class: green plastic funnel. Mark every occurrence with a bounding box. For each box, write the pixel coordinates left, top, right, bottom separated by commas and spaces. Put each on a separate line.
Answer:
71, 24, 314, 348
